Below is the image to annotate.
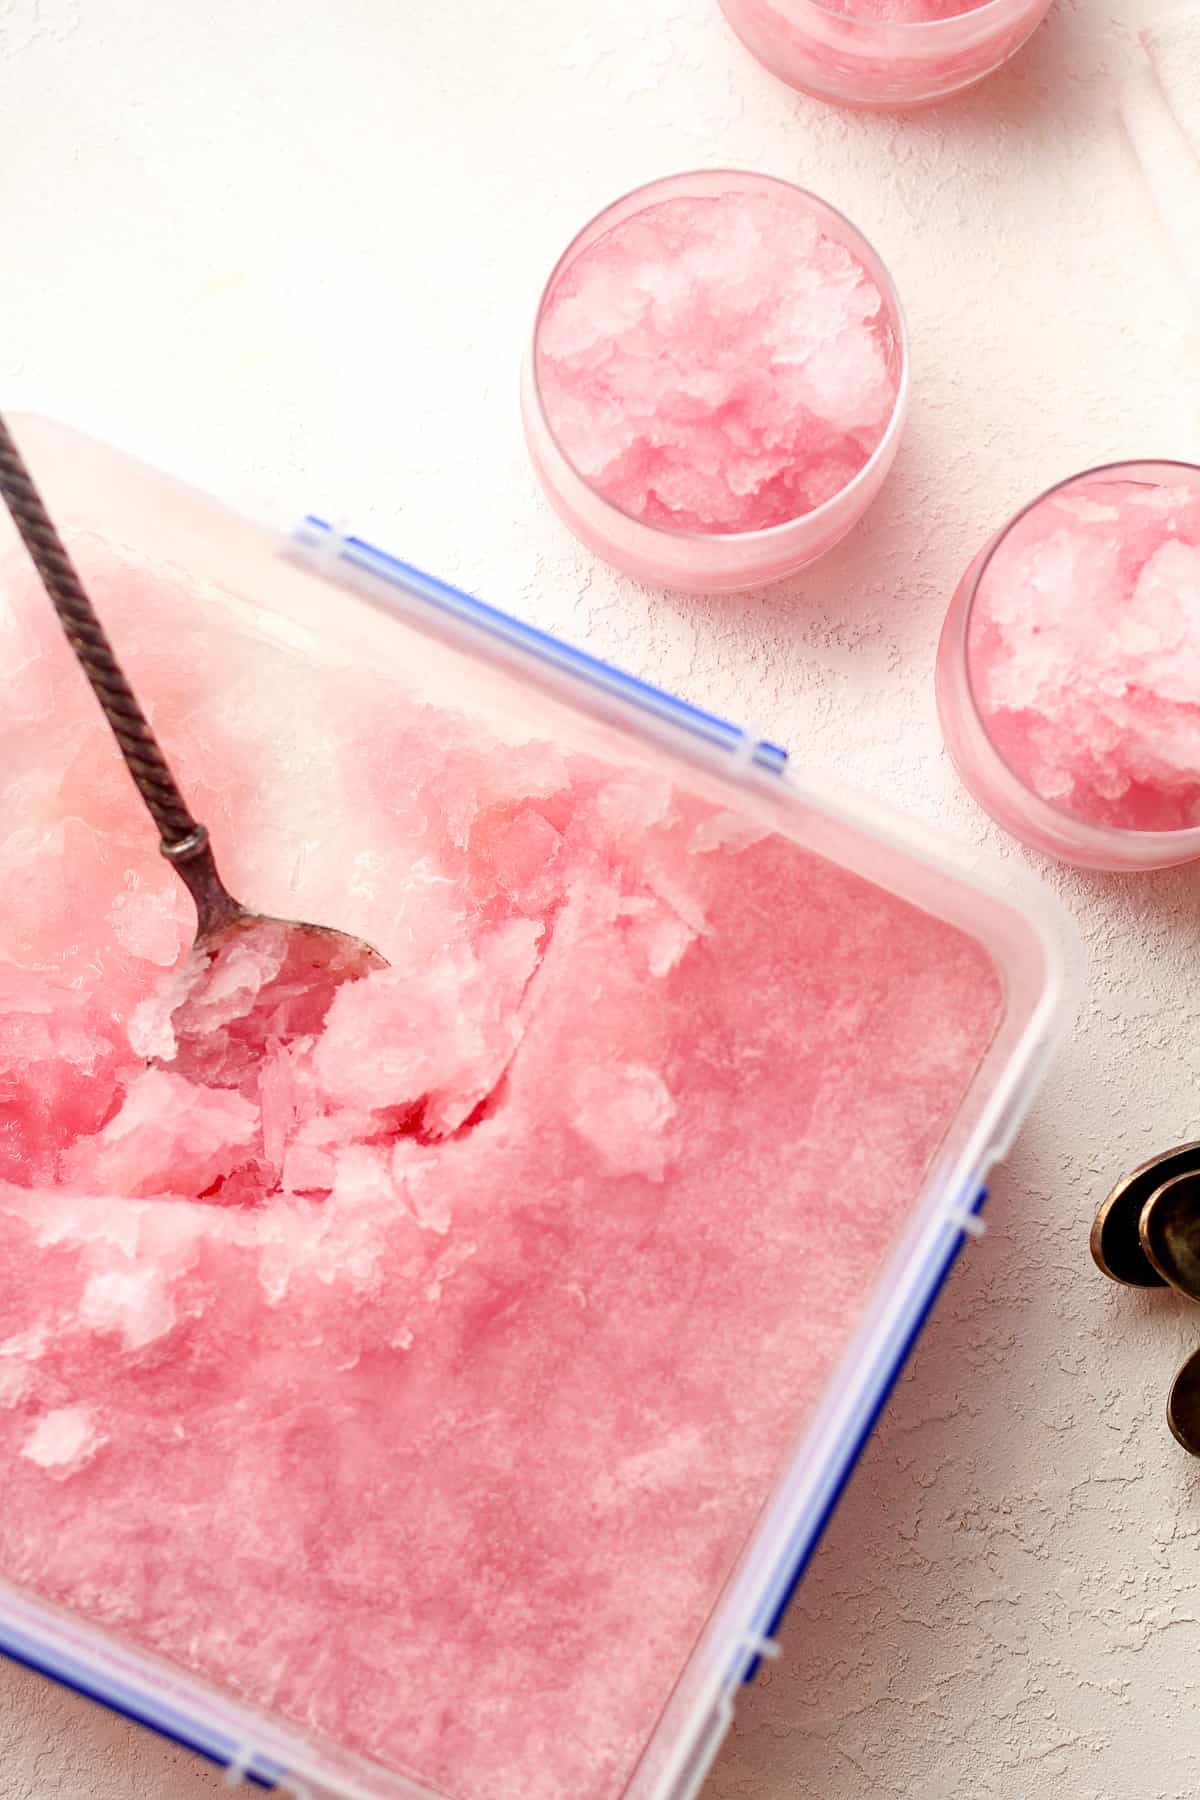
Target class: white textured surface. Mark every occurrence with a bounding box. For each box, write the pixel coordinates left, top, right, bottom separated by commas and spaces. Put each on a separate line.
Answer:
2, 1, 1200, 1796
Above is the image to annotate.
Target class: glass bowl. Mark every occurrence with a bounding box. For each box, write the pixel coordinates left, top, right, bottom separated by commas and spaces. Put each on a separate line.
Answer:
522, 170, 909, 595
719, 0, 1056, 109
936, 460, 1200, 871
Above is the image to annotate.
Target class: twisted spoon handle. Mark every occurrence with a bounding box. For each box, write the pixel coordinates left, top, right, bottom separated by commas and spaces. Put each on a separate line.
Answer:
0, 416, 240, 933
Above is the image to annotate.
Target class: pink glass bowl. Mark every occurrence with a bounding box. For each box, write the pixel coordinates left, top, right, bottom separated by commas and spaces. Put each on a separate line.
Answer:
719, 0, 1055, 109
936, 461, 1200, 873
521, 170, 909, 596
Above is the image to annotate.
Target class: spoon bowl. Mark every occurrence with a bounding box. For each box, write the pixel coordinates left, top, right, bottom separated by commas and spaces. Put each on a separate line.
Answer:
1091, 1141, 1200, 1287
1139, 1170, 1200, 1304
0, 416, 386, 1065
1167, 1345, 1200, 1457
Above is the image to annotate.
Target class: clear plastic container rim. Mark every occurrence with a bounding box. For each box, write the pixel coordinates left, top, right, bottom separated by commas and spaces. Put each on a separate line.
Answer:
0, 419, 1083, 1800
953, 456, 1200, 856
526, 168, 910, 547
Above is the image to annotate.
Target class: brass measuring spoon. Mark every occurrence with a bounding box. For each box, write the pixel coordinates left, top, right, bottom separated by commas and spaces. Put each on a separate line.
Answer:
1138, 1170, 1200, 1302
1093, 1145, 1200, 1458
1168, 1346, 1200, 1457
1089, 1142, 1200, 1287
0, 416, 385, 1077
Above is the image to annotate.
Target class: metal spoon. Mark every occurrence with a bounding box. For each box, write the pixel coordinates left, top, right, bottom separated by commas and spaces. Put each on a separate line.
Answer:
1093, 1148, 1200, 1458
0, 415, 385, 1074
1089, 1142, 1200, 1287
1167, 1345, 1200, 1457
1138, 1170, 1200, 1303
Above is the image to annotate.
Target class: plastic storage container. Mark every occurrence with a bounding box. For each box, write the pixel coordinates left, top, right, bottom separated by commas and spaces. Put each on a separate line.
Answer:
0, 417, 1074, 1800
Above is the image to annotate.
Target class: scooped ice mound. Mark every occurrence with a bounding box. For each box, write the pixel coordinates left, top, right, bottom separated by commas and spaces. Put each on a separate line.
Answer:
967, 475, 1200, 833
0, 532, 1001, 1800
534, 185, 902, 535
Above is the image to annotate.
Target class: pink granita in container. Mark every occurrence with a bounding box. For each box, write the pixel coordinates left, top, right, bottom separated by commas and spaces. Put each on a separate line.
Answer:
522, 171, 907, 594
937, 461, 1200, 871
719, 0, 1055, 108
0, 419, 1069, 1800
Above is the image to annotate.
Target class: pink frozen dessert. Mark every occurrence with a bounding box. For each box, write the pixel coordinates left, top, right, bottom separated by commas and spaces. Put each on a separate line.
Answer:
964, 471, 1200, 834
0, 533, 1001, 1800
534, 184, 901, 537
718, 0, 1055, 109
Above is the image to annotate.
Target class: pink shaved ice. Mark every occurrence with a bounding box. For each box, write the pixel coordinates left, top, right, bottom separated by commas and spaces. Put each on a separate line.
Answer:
967, 477, 1200, 833
534, 188, 901, 536
717, 0, 1051, 112
0, 534, 1001, 1800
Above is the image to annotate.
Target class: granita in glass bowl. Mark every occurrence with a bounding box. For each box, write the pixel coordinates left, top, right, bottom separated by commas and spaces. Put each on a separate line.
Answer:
718, 0, 1057, 108
937, 461, 1200, 871
522, 170, 907, 594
